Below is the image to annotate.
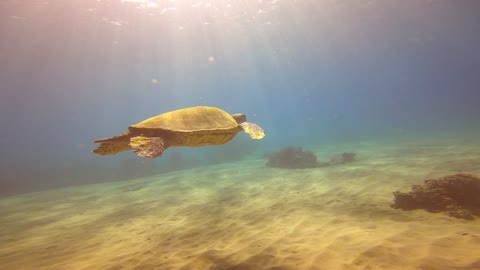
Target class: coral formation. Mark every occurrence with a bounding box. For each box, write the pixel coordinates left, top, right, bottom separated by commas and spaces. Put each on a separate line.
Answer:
266, 146, 321, 169
391, 173, 480, 220
265, 146, 356, 169
328, 152, 356, 166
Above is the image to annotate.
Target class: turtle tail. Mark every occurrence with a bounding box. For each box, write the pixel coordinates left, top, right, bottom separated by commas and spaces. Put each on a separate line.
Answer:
92, 131, 132, 155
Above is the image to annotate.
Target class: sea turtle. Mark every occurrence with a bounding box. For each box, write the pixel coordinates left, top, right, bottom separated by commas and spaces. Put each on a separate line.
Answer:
92, 106, 265, 158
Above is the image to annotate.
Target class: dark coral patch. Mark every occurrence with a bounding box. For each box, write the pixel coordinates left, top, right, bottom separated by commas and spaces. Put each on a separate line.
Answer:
266, 146, 357, 169
266, 146, 320, 169
328, 152, 356, 166
391, 173, 480, 220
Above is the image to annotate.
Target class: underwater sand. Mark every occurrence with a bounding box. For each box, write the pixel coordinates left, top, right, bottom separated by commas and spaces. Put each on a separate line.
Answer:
2, 138, 480, 270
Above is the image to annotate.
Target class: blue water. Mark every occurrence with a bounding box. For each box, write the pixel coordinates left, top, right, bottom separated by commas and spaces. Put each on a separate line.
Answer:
1, 0, 479, 194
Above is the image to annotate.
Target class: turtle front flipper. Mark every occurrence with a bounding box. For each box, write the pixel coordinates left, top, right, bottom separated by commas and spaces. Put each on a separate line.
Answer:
239, 122, 265, 139
129, 136, 166, 158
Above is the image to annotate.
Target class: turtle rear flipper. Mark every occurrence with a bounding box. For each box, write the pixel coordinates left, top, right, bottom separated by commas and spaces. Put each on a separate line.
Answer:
239, 122, 265, 139
130, 136, 166, 158
92, 132, 131, 155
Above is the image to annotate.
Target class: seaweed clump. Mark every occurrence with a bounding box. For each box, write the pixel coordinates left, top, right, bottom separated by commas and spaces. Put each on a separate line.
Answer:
391, 173, 480, 220
266, 146, 321, 169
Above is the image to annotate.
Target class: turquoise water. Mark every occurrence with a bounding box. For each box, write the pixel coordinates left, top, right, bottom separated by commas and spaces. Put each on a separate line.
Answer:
1, 1, 479, 192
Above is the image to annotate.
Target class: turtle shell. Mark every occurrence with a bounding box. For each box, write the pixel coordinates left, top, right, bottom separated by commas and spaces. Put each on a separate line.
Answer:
131, 106, 238, 131
129, 106, 241, 147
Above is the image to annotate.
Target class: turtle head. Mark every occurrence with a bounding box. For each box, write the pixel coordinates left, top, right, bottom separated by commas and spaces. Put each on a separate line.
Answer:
231, 113, 246, 124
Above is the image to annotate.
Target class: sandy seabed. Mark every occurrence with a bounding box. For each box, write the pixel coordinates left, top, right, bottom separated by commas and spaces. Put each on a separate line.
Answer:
2, 138, 480, 270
